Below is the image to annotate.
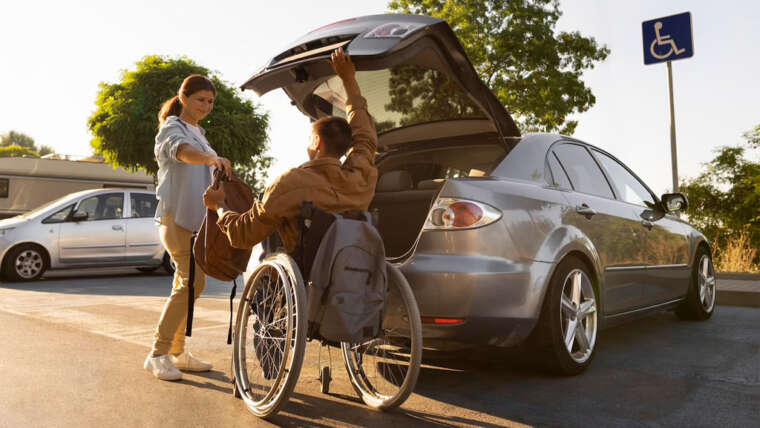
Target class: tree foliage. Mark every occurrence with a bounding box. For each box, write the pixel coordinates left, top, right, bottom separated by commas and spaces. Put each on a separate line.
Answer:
0, 145, 40, 158
1, 130, 35, 149
388, 0, 609, 134
680, 128, 760, 260
385, 65, 483, 127
0, 130, 54, 156
88, 55, 271, 193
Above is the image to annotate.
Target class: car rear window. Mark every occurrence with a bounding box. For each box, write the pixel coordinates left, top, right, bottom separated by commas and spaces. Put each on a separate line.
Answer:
312, 64, 487, 134
552, 144, 614, 199
130, 193, 158, 218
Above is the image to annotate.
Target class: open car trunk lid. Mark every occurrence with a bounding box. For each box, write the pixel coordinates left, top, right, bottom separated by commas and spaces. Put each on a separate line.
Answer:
241, 14, 521, 153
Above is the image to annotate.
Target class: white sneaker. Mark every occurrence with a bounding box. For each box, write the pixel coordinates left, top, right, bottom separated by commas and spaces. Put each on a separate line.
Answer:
170, 351, 213, 372
144, 354, 182, 381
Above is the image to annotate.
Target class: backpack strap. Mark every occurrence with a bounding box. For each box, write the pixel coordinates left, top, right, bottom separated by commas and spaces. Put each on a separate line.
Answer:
185, 232, 197, 337
227, 277, 238, 345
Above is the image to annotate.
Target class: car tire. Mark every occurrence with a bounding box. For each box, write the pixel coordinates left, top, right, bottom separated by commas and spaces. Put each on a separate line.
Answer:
162, 252, 175, 275
528, 256, 598, 376
2, 244, 48, 282
675, 247, 715, 321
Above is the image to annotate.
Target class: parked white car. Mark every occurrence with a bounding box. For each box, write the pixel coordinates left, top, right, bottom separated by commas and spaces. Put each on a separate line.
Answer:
0, 188, 172, 281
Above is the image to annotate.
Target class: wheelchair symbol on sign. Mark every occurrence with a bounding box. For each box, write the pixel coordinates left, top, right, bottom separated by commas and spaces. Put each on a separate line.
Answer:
650, 21, 686, 60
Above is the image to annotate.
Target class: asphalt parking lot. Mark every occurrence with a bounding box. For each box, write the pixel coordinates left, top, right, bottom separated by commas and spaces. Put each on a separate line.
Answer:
1, 269, 758, 427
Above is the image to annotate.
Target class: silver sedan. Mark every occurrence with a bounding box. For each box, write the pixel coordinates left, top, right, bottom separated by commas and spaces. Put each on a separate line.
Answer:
243, 13, 716, 375
0, 188, 171, 281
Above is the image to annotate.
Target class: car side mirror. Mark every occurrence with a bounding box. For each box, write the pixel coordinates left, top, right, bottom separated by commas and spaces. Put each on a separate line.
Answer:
660, 193, 688, 213
72, 211, 88, 222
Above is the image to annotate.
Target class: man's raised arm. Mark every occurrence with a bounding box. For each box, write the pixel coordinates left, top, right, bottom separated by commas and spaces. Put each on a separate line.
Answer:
331, 48, 378, 169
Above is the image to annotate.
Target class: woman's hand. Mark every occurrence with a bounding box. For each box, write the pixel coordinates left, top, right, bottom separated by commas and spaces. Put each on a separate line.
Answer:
206, 155, 233, 179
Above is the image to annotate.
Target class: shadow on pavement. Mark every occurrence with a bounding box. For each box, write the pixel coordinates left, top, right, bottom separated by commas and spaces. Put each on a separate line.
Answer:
403, 308, 760, 427
267, 391, 496, 428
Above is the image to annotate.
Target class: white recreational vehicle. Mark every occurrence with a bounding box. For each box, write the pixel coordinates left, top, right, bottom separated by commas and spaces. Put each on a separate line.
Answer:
0, 155, 154, 219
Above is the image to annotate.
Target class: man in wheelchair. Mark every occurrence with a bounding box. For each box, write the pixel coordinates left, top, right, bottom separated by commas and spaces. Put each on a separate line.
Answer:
202, 48, 378, 380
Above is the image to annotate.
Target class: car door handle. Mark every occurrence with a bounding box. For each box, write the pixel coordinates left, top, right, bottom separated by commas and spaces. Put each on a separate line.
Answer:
112, 225, 124, 231
576, 204, 596, 219
641, 220, 653, 230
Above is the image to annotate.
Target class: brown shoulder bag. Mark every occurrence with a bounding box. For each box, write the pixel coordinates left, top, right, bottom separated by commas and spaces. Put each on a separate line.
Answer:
193, 170, 254, 281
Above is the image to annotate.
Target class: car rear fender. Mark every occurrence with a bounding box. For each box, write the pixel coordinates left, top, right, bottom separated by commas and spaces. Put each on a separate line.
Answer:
533, 225, 605, 312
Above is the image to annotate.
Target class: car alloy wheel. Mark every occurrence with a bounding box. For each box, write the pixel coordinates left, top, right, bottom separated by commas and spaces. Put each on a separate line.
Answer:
559, 269, 597, 364
697, 254, 716, 313
15, 248, 44, 280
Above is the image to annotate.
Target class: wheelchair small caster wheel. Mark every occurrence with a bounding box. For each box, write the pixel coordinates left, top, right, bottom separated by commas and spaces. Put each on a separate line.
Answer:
319, 366, 331, 394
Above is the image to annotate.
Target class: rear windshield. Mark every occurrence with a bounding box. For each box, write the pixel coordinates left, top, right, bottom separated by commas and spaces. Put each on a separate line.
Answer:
312, 65, 487, 134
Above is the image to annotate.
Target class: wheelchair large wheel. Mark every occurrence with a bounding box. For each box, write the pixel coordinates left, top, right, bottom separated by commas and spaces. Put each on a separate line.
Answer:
232, 253, 307, 418
341, 262, 422, 410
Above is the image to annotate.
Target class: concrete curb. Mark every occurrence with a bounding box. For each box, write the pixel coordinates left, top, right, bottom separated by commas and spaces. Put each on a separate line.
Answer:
716, 290, 760, 308
717, 272, 760, 280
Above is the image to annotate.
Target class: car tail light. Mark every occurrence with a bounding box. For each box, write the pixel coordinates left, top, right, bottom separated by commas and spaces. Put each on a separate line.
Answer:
424, 198, 502, 230
421, 317, 465, 325
308, 18, 357, 34
364, 22, 424, 39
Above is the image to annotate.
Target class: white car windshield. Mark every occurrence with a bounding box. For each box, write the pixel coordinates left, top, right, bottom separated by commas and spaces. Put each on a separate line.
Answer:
18, 194, 81, 219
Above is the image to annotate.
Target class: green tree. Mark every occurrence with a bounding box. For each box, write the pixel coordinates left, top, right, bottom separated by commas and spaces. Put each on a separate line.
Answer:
0, 145, 40, 158
38, 145, 55, 156
385, 65, 483, 127
0, 130, 36, 149
680, 127, 760, 260
88, 55, 271, 193
388, 0, 610, 134
0, 131, 55, 156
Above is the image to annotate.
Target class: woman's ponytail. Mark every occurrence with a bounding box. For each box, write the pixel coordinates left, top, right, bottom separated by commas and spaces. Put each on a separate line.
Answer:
158, 96, 183, 128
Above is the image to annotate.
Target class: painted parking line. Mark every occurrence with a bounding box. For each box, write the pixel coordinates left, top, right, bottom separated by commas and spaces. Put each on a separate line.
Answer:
0, 284, 231, 348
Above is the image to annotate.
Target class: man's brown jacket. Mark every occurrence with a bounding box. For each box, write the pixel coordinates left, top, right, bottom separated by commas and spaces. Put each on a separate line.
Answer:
216, 94, 378, 253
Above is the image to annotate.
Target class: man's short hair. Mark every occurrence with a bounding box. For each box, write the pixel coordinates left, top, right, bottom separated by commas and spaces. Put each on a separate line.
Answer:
313, 116, 353, 157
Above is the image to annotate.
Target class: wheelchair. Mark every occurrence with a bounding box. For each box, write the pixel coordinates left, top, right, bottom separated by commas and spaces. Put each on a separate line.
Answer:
230, 205, 423, 418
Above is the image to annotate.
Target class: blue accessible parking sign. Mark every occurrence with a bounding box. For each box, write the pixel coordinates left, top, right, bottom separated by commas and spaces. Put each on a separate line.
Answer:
642, 12, 694, 65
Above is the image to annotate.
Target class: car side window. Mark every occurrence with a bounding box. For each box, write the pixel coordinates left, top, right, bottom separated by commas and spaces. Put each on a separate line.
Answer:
552, 144, 614, 199
42, 204, 75, 224
76, 193, 124, 221
547, 152, 572, 189
130, 193, 158, 218
593, 150, 656, 208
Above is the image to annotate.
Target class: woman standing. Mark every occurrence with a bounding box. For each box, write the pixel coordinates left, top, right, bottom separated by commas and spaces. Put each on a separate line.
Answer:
144, 74, 232, 381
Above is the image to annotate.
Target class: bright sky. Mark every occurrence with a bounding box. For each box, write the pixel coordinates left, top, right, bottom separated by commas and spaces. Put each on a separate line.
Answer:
2, 0, 758, 195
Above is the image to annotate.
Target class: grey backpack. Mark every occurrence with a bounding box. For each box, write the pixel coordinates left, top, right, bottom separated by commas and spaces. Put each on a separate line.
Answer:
296, 202, 387, 344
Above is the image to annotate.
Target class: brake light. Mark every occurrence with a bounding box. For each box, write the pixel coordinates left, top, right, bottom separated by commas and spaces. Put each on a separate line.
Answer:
421, 317, 465, 325
424, 198, 501, 230
364, 22, 423, 39
308, 18, 357, 34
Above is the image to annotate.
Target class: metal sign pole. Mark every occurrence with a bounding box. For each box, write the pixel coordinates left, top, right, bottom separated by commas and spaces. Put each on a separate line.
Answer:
667, 60, 678, 192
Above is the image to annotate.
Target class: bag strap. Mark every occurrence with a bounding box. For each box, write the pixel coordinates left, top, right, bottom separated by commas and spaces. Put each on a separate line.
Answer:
227, 277, 238, 345
296, 201, 314, 266
212, 169, 224, 189
185, 233, 197, 337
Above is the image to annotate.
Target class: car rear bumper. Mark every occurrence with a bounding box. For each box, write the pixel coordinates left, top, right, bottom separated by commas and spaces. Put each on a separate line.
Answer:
398, 253, 553, 347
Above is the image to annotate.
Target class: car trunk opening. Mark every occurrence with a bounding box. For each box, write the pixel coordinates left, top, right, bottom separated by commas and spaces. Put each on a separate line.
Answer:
371, 137, 507, 258
241, 14, 520, 151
